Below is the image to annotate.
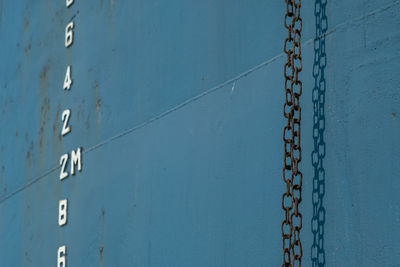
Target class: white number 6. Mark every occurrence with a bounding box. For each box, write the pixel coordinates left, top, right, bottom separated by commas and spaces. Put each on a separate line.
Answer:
57, 245, 66, 267
65, 22, 74, 48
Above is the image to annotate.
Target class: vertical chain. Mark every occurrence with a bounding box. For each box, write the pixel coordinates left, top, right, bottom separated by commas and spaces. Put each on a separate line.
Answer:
282, 1, 302, 266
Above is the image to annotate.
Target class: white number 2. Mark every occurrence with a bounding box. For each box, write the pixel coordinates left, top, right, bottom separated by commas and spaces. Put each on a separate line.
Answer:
61, 109, 71, 136
59, 154, 69, 180
63, 66, 72, 90
59, 148, 82, 180
65, 22, 74, 48
57, 245, 66, 267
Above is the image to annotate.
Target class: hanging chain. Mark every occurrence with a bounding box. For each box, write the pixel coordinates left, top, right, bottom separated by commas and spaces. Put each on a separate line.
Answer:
282, 0, 302, 266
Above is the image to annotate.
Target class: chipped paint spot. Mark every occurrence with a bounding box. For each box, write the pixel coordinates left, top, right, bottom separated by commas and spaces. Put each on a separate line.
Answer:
53, 105, 62, 156
40, 64, 50, 82
99, 246, 104, 266
86, 115, 91, 130
96, 99, 102, 111
100, 208, 105, 267
24, 42, 32, 54
93, 81, 102, 123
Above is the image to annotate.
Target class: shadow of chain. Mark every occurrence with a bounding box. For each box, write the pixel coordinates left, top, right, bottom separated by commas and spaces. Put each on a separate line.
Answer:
311, 0, 328, 266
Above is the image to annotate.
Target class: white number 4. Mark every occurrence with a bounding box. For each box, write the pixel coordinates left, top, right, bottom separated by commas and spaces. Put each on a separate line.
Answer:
63, 66, 72, 90
66, 0, 74, 8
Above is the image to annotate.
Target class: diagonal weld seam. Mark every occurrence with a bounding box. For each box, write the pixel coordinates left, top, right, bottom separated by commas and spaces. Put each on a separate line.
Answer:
0, 166, 59, 204
1, 0, 398, 204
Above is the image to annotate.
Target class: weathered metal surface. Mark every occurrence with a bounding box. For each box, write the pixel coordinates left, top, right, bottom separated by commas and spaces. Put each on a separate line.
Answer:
0, 1, 399, 266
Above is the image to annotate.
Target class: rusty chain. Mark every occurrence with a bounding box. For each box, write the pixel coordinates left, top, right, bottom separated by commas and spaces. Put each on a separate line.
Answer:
282, 0, 303, 266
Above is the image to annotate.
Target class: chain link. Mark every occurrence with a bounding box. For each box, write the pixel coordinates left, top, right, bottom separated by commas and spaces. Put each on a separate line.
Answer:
282, 0, 302, 266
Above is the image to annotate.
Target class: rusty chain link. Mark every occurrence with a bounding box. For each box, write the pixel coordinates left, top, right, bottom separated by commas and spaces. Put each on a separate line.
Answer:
282, 0, 302, 266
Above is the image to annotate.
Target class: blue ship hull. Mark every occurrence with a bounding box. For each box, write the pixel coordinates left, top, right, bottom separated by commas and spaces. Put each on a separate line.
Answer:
0, 1, 399, 266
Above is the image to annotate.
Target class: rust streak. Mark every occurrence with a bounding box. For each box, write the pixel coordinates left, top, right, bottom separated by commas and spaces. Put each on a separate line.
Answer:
39, 64, 50, 169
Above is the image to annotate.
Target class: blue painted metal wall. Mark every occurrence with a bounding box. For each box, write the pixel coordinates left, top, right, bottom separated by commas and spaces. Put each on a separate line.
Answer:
0, 1, 399, 266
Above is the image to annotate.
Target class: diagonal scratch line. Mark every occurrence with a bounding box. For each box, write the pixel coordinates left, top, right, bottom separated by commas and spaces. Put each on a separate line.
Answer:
0, 166, 59, 204
0, 53, 283, 204
310, 0, 400, 44
83, 53, 284, 154
1, 0, 398, 204
66, 0, 400, 155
